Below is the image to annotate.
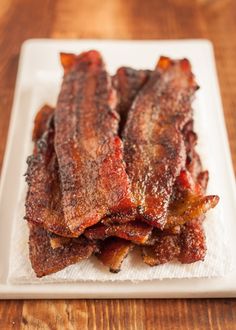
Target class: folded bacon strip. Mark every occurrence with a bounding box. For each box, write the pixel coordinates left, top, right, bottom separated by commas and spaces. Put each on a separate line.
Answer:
54, 51, 134, 236
123, 57, 199, 229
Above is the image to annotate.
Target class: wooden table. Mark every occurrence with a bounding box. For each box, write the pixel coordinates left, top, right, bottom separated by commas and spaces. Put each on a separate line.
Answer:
0, 0, 236, 328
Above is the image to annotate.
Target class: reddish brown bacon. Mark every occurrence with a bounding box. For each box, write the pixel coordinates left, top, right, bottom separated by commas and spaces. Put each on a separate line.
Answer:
32, 104, 54, 142
165, 170, 219, 229
96, 237, 133, 273
113, 67, 151, 133
25, 53, 220, 277
142, 234, 181, 266
54, 51, 134, 236
25, 109, 75, 237
29, 224, 95, 277
84, 220, 152, 244
141, 113, 218, 266
123, 57, 198, 229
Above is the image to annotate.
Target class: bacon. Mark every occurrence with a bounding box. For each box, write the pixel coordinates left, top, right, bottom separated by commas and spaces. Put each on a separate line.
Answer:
25, 54, 220, 276
166, 192, 219, 228
142, 79, 218, 266
166, 169, 219, 229
49, 233, 72, 249
113, 67, 151, 133
96, 237, 133, 273
197, 171, 209, 192
142, 234, 180, 266
54, 51, 134, 236
178, 218, 206, 263
32, 104, 54, 142
142, 216, 207, 266
84, 220, 152, 244
29, 224, 95, 277
123, 57, 198, 228
25, 110, 75, 237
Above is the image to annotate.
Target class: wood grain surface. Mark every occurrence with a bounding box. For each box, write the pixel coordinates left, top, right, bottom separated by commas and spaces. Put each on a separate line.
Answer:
0, 0, 236, 329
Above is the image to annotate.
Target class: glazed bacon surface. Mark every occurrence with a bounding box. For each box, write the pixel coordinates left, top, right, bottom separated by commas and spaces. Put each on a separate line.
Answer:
84, 220, 152, 244
141, 112, 218, 266
113, 67, 151, 133
25, 107, 75, 237
54, 51, 134, 236
122, 57, 198, 229
29, 224, 95, 277
25, 51, 219, 277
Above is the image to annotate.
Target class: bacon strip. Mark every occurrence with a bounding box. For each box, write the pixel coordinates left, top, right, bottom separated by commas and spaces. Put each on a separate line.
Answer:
25, 109, 74, 237
142, 234, 181, 266
54, 51, 134, 236
84, 221, 152, 244
32, 104, 54, 142
142, 117, 217, 266
123, 57, 198, 228
178, 218, 206, 263
25, 55, 220, 276
29, 224, 95, 277
96, 237, 133, 273
165, 170, 219, 229
113, 67, 151, 133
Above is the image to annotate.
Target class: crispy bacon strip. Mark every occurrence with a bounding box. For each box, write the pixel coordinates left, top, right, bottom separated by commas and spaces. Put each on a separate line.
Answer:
84, 221, 152, 244
54, 51, 134, 236
25, 109, 74, 237
96, 237, 133, 273
113, 67, 151, 133
142, 105, 219, 266
123, 57, 198, 228
29, 224, 95, 277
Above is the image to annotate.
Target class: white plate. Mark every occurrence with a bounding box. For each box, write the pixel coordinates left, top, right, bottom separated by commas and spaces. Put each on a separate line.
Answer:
0, 39, 236, 299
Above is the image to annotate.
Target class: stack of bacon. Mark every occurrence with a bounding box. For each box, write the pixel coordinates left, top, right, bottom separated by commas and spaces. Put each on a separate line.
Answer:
25, 50, 219, 277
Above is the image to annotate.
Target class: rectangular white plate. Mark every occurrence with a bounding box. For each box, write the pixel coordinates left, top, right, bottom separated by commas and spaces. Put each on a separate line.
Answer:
0, 39, 236, 299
